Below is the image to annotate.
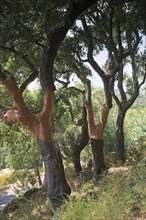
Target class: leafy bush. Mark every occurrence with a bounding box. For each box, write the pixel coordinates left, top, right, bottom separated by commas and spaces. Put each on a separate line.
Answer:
125, 108, 146, 163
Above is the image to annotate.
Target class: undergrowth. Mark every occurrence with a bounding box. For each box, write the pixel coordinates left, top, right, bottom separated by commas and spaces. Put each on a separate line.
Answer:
0, 172, 12, 189
53, 160, 146, 220
1, 159, 145, 220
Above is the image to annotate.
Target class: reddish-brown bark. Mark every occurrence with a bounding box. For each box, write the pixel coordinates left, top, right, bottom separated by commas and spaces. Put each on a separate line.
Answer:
2, 80, 54, 143
85, 102, 110, 182
1, 78, 71, 210
37, 90, 54, 142
86, 104, 110, 140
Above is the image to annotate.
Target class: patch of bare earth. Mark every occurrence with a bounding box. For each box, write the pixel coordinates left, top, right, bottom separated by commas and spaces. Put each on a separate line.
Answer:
108, 166, 132, 174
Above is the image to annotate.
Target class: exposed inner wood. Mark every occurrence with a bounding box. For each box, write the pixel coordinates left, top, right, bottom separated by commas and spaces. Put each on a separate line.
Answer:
37, 90, 54, 141
2, 80, 53, 142
86, 104, 110, 140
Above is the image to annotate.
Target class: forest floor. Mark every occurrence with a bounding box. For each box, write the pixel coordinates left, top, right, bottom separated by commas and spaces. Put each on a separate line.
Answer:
0, 185, 15, 210
0, 160, 145, 220
0, 166, 131, 209
0, 169, 15, 210
0, 169, 45, 210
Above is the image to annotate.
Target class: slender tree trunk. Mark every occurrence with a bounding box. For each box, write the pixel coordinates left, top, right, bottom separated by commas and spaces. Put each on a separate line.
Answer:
90, 139, 106, 182
116, 109, 126, 162
34, 160, 42, 187
38, 139, 71, 210
73, 130, 89, 175
73, 106, 89, 175
84, 80, 110, 183
86, 104, 109, 181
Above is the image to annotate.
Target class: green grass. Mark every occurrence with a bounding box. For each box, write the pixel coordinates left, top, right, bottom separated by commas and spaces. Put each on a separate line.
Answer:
53, 161, 146, 220
1, 160, 145, 220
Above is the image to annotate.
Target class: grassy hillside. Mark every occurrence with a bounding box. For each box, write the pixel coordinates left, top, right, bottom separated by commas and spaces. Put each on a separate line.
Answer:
1, 159, 145, 220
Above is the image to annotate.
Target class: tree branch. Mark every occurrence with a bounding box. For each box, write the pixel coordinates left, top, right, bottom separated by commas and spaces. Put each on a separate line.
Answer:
75, 39, 89, 62
98, 104, 110, 137
84, 79, 92, 106
0, 44, 39, 92
0, 68, 39, 133
116, 18, 123, 58
55, 77, 70, 88
20, 72, 38, 93
111, 78, 123, 108
40, 0, 96, 91
64, 99, 81, 126
103, 76, 113, 108
81, 17, 106, 80
0, 71, 54, 142
38, 90, 54, 141
117, 63, 127, 103
133, 29, 141, 50
139, 71, 146, 88
108, 5, 119, 62
68, 86, 84, 94
125, 68, 146, 111
0, 44, 38, 74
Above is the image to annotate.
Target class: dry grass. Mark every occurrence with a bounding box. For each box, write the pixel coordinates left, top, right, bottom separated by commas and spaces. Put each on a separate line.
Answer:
0, 172, 12, 189
1, 189, 53, 220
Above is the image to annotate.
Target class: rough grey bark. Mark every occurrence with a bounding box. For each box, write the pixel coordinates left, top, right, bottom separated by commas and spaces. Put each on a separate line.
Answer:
73, 106, 89, 175
37, 139, 71, 210
34, 160, 42, 187
116, 109, 126, 162
90, 139, 106, 183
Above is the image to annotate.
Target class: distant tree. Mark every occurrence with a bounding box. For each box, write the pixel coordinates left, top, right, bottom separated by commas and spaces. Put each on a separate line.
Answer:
83, 79, 110, 182
107, 0, 146, 161
54, 45, 92, 175
69, 0, 146, 162
54, 85, 89, 175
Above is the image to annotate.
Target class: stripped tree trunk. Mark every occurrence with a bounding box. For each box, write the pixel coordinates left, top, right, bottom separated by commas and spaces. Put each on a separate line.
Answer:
0, 72, 71, 210
84, 80, 110, 183
86, 103, 110, 182
38, 140, 71, 209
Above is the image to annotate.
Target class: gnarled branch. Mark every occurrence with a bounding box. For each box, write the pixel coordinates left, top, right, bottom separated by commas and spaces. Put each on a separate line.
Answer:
0, 69, 53, 142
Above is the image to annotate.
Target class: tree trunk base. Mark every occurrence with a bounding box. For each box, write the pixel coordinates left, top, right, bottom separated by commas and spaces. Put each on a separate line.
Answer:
90, 139, 106, 183
37, 139, 71, 210
73, 150, 83, 175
